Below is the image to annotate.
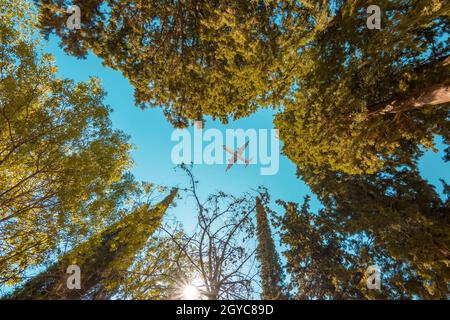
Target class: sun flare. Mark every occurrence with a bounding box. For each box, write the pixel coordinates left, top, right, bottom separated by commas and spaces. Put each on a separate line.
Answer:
182, 284, 199, 300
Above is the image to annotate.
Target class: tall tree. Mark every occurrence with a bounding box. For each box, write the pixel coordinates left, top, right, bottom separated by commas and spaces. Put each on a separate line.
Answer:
35, 0, 285, 127
275, 0, 449, 174
117, 228, 192, 300
0, 1, 146, 286
255, 194, 286, 300
270, 0, 449, 299
298, 159, 449, 299
275, 196, 364, 299
274, 193, 447, 300
160, 164, 261, 300
8, 188, 177, 299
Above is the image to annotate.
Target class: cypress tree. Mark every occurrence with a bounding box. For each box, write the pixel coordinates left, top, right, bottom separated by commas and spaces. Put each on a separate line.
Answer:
10, 189, 178, 299
35, 0, 284, 127
255, 196, 285, 300
275, 1, 449, 175
300, 162, 450, 299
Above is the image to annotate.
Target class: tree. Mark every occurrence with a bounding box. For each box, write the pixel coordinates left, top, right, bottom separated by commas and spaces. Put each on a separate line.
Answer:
0, 3, 145, 289
116, 228, 192, 300
274, 192, 449, 300
298, 159, 449, 299
274, 196, 360, 299
159, 164, 261, 300
270, 0, 449, 299
255, 194, 286, 299
275, 0, 449, 174
8, 188, 177, 299
35, 0, 285, 127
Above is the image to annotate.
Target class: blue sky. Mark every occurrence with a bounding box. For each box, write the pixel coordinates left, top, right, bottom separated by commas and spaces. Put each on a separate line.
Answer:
43, 35, 449, 231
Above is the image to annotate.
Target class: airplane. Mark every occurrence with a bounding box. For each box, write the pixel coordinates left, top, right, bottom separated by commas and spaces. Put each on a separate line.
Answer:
223, 141, 252, 172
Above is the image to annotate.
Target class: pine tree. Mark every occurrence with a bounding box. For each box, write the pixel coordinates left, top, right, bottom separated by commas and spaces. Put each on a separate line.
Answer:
255, 195, 285, 300
274, 196, 364, 300
274, 192, 449, 300
299, 161, 449, 299
35, 0, 285, 127
0, 1, 140, 286
9, 189, 177, 299
275, 0, 449, 174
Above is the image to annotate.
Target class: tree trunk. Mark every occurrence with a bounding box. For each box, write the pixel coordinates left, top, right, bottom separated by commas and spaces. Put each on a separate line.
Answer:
368, 82, 450, 115
368, 56, 450, 115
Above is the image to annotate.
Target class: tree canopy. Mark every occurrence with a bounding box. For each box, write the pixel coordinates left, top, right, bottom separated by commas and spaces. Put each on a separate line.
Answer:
0, 7, 150, 287
275, 0, 449, 174
296, 159, 450, 299
37, 1, 449, 174
1, 0, 448, 301
9, 189, 177, 299
35, 0, 288, 127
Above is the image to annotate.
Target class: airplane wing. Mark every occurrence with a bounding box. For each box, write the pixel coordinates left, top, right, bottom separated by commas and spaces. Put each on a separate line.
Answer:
225, 155, 237, 171
225, 162, 234, 171
237, 141, 249, 154
223, 145, 236, 155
